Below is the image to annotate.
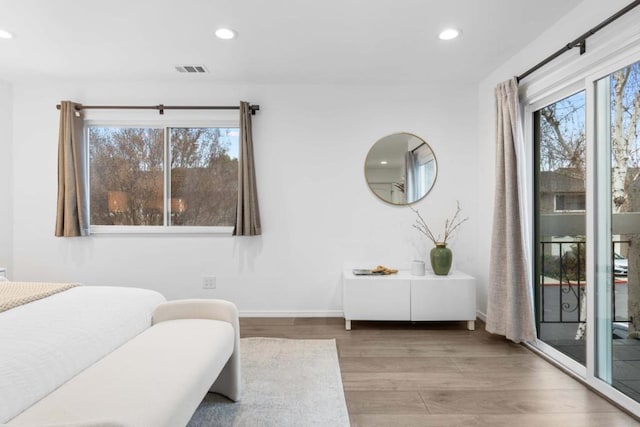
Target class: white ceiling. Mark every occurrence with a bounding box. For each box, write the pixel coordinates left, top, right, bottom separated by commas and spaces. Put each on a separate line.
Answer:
0, 0, 582, 84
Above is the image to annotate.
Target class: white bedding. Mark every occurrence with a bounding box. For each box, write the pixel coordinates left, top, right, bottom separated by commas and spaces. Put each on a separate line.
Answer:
0, 286, 166, 423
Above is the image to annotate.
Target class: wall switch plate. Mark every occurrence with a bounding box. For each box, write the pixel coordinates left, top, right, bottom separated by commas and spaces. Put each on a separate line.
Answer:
202, 276, 216, 289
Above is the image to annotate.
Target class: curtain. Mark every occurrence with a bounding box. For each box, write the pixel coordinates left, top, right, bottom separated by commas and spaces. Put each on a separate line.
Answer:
413, 146, 436, 199
233, 101, 262, 236
404, 150, 418, 203
486, 79, 536, 343
55, 101, 89, 237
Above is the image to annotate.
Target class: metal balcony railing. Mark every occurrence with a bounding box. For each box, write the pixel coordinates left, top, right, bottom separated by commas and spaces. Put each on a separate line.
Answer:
538, 240, 629, 324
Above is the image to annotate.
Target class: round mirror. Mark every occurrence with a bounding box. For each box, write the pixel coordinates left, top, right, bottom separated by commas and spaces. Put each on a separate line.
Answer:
364, 133, 437, 205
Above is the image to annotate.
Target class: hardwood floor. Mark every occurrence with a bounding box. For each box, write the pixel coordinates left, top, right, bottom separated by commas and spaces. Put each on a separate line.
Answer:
239, 317, 640, 426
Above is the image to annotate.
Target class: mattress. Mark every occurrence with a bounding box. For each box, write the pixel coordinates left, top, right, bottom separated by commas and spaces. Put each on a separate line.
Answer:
0, 286, 166, 423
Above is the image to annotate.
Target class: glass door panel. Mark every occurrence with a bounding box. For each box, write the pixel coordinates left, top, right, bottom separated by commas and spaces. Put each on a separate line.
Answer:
595, 59, 640, 401
534, 90, 587, 364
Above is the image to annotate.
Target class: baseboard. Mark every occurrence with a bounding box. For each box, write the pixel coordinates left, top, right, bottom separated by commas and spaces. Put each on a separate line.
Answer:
239, 310, 344, 318
240, 310, 487, 320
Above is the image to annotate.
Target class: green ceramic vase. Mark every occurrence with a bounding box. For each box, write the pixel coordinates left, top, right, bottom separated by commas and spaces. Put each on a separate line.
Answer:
430, 242, 452, 275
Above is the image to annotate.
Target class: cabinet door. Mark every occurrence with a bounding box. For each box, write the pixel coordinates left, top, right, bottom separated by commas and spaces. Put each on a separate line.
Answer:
411, 277, 476, 321
343, 278, 410, 320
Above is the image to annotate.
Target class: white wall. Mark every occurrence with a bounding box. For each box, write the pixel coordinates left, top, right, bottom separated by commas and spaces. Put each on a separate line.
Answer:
0, 79, 12, 273
11, 79, 478, 314
11, 0, 634, 316
475, 0, 639, 315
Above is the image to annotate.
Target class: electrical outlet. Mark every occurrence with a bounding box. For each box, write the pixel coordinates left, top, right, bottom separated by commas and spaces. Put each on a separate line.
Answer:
202, 276, 216, 289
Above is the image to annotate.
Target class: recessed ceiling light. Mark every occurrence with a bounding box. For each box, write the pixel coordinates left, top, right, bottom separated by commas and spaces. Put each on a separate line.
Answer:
215, 28, 236, 40
380, 161, 388, 165
0, 29, 14, 39
439, 28, 460, 41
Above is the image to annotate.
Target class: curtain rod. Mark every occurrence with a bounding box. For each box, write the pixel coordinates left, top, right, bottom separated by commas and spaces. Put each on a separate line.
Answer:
55, 103, 260, 115
516, 0, 640, 82
411, 142, 427, 153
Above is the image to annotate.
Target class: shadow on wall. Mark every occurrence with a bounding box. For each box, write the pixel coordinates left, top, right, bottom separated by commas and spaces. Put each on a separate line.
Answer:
233, 236, 263, 273
56, 236, 95, 281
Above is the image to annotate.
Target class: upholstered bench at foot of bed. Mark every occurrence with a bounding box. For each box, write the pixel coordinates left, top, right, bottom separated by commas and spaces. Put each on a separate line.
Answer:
152, 299, 241, 403
7, 299, 240, 427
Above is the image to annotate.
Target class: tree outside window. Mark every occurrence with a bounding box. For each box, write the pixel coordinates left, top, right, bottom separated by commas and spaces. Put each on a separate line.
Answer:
88, 126, 239, 228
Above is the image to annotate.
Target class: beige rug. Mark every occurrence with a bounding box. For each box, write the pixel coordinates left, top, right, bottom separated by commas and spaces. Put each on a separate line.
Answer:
188, 337, 350, 427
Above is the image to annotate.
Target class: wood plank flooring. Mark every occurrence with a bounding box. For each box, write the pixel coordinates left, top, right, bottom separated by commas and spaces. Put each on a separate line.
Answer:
239, 318, 640, 426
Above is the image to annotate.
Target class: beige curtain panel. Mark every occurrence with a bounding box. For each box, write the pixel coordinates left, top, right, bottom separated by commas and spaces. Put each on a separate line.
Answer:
55, 101, 89, 237
486, 79, 536, 343
234, 101, 262, 236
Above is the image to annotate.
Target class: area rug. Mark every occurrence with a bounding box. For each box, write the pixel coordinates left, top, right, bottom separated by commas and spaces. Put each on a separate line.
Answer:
188, 337, 350, 427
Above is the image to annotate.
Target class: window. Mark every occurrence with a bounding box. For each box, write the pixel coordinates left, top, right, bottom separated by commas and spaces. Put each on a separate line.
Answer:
554, 193, 586, 212
533, 90, 586, 365
88, 125, 239, 232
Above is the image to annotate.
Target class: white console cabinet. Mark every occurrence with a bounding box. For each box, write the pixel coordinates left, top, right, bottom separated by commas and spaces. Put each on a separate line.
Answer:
342, 270, 476, 330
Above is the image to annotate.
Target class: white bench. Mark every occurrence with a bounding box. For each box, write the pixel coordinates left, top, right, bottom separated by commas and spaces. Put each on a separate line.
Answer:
5, 299, 240, 427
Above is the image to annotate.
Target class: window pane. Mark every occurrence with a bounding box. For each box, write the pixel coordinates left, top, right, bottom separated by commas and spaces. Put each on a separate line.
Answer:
89, 127, 164, 225
534, 90, 586, 364
594, 59, 640, 400
554, 193, 586, 212
169, 128, 239, 226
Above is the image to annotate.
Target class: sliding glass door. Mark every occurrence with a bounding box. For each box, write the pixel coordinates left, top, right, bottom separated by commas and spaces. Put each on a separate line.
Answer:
595, 59, 640, 401
533, 90, 587, 366
531, 55, 640, 410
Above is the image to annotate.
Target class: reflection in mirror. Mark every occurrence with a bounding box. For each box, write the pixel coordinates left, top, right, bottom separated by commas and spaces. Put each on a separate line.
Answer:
364, 133, 437, 205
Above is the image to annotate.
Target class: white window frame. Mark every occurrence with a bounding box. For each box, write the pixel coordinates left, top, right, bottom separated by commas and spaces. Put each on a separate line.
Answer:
525, 81, 588, 380
86, 119, 239, 235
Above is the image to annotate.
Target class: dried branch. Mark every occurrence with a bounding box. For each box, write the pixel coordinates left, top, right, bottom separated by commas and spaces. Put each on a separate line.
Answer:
443, 201, 469, 243
411, 201, 469, 245
410, 205, 438, 244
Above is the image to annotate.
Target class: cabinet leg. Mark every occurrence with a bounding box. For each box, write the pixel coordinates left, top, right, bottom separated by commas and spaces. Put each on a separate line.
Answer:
345, 319, 351, 331
467, 320, 475, 331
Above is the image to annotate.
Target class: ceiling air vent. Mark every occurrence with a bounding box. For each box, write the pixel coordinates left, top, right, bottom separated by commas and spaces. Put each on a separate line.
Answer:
175, 65, 208, 74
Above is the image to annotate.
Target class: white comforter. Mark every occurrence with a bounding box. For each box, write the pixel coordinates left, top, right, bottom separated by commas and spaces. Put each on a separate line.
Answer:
0, 286, 166, 423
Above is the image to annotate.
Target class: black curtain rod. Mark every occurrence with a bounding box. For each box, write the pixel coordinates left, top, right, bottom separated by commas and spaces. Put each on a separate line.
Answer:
516, 0, 640, 82
55, 103, 260, 115
411, 142, 427, 153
